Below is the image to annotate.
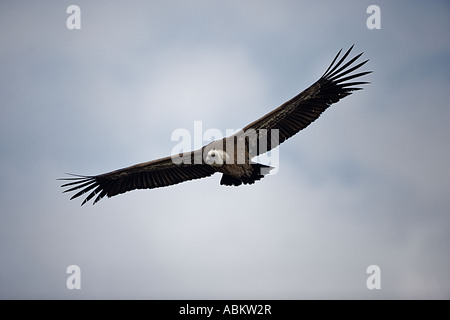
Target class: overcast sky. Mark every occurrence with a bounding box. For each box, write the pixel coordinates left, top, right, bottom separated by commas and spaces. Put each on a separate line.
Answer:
1, 0, 449, 299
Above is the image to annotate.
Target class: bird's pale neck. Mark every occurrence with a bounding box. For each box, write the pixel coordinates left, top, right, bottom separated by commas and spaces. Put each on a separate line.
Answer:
205, 149, 230, 166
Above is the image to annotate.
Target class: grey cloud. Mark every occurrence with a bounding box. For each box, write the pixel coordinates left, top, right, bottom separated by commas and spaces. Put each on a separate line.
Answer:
1, 0, 450, 299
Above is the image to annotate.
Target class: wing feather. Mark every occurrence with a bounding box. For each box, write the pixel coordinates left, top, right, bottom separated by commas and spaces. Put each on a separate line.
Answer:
240, 45, 371, 156
59, 152, 216, 205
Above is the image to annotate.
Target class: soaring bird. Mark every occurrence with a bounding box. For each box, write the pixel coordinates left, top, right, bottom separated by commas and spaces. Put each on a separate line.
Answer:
60, 45, 371, 205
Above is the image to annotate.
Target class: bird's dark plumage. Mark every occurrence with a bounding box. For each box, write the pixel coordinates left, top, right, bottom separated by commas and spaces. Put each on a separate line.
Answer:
61, 154, 215, 205
60, 45, 371, 205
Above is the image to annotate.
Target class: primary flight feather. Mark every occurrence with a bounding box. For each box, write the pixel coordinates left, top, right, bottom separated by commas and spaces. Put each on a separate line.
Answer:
60, 45, 371, 205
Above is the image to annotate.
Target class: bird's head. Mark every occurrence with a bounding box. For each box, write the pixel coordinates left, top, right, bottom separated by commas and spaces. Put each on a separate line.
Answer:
205, 148, 229, 167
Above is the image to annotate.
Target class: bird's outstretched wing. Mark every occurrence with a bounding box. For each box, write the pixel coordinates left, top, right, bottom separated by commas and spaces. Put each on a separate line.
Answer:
239, 45, 371, 155
59, 151, 215, 206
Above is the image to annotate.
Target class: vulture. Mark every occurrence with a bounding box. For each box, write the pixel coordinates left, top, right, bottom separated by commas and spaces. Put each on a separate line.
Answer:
60, 45, 371, 205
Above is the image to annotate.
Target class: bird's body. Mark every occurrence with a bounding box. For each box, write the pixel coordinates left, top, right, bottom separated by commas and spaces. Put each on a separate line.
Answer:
61, 45, 372, 205
203, 135, 272, 186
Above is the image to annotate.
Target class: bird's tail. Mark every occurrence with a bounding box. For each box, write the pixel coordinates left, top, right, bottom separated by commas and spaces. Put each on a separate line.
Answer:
220, 163, 273, 186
